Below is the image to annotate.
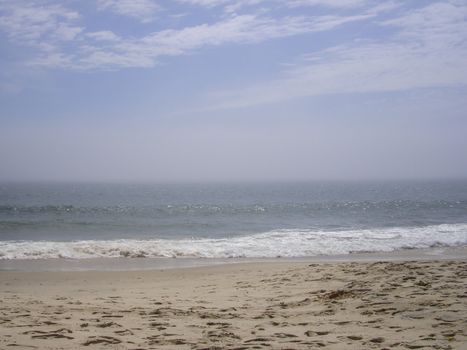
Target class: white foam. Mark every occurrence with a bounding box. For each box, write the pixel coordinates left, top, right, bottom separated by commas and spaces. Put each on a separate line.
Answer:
0, 223, 466, 260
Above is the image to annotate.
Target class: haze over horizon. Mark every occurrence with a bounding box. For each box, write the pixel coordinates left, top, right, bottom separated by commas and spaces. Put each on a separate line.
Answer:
1, 0, 467, 182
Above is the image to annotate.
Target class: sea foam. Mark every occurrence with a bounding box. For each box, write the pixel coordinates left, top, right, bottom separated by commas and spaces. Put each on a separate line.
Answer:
0, 223, 466, 260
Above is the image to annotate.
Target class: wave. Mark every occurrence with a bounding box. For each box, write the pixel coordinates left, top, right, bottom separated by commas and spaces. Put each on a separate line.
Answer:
1, 200, 465, 215
0, 204, 268, 214
0, 223, 466, 260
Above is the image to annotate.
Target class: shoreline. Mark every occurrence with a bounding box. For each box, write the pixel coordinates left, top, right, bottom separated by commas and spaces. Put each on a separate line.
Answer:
1, 258, 466, 349
1, 245, 466, 272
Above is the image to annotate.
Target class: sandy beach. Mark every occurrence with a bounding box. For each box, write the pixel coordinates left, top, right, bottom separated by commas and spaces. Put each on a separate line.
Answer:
1, 258, 466, 350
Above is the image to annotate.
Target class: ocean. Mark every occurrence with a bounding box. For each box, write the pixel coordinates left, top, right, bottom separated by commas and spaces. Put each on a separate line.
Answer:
0, 180, 466, 261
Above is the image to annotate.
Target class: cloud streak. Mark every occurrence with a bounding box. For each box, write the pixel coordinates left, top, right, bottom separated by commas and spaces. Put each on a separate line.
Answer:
0, 1, 81, 43
0, 0, 465, 102
205, 1, 467, 109
179, 0, 374, 11
82, 13, 369, 70
0, 0, 377, 71
97, 0, 159, 23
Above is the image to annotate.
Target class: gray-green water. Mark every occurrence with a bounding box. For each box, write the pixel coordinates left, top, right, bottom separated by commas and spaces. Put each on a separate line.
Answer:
1, 180, 466, 259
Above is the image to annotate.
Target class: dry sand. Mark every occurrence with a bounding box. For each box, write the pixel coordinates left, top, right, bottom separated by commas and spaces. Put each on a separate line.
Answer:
1, 259, 466, 349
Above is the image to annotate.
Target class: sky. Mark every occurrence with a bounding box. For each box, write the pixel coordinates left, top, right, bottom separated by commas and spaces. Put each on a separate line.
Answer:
0, 0, 467, 182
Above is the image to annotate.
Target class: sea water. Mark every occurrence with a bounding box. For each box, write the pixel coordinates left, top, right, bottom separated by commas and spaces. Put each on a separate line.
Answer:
0, 181, 466, 260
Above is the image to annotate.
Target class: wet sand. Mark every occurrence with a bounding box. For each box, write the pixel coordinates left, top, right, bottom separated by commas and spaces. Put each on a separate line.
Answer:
1, 259, 466, 349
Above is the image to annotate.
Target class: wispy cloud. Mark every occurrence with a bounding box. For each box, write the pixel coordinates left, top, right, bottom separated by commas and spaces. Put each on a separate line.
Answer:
96, 0, 159, 23
204, 1, 467, 109
176, 0, 271, 15
86, 30, 120, 42
0, 0, 376, 71
178, 0, 229, 7
179, 0, 375, 12
287, 0, 370, 9
0, 0, 81, 43
0, 0, 82, 70
1, 0, 463, 98
75, 13, 371, 70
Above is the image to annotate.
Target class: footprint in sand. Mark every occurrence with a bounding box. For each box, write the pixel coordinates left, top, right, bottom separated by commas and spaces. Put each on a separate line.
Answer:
82, 335, 122, 346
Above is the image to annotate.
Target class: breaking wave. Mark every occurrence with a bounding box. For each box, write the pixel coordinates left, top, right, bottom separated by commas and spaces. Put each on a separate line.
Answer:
0, 223, 466, 260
